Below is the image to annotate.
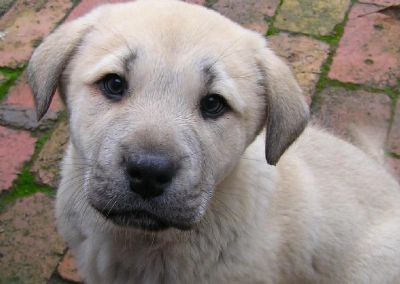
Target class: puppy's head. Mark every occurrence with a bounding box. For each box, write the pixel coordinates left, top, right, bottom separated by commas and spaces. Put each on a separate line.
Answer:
28, 0, 308, 231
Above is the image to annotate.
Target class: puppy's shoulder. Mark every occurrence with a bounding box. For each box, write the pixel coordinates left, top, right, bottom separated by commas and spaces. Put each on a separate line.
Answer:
279, 125, 400, 208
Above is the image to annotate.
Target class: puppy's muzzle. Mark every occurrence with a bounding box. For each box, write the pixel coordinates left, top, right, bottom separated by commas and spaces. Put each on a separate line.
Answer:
126, 152, 179, 199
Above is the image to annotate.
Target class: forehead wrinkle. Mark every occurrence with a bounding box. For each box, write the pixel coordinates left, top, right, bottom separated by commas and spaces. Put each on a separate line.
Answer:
123, 49, 137, 75
203, 63, 217, 90
201, 60, 245, 114
80, 46, 137, 83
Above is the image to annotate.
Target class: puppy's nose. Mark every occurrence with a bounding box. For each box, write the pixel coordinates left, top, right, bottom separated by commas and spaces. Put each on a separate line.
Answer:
126, 153, 178, 199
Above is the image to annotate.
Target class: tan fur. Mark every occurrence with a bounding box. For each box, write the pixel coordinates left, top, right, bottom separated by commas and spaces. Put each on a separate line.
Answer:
28, 1, 400, 283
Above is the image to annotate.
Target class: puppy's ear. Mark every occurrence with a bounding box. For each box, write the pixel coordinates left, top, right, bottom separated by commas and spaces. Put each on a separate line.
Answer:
27, 16, 94, 120
259, 46, 309, 165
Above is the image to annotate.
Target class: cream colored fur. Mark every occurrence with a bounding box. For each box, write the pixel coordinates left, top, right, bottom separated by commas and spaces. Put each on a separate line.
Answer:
27, 1, 400, 283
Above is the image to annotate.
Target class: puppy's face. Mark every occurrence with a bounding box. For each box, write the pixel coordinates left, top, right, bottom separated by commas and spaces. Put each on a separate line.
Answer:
28, 1, 308, 231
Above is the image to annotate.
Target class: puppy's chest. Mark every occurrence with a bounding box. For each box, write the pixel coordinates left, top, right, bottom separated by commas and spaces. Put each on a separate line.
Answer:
91, 239, 216, 284
92, 238, 275, 284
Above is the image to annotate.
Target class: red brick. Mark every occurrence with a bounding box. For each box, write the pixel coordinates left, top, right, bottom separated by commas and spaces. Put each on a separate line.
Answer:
386, 157, 400, 182
0, 73, 6, 84
67, 0, 205, 22
388, 99, 400, 154
31, 121, 69, 187
0, 126, 36, 191
0, 0, 74, 68
329, 3, 400, 88
268, 33, 330, 104
0, 193, 65, 283
359, 0, 400, 6
0, 0, 14, 17
0, 76, 64, 130
275, 0, 351, 36
213, 0, 280, 34
58, 250, 83, 283
5, 75, 63, 112
313, 87, 392, 140
66, 0, 130, 21
185, 0, 206, 4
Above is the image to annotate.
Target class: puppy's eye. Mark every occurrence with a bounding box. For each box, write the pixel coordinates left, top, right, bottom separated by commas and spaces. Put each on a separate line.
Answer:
99, 74, 127, 100
200, 94, 228, 119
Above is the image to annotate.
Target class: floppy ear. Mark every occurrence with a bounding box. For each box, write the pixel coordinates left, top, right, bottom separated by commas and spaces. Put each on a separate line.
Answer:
260, 47, 310, 165
27, 16, 94, 121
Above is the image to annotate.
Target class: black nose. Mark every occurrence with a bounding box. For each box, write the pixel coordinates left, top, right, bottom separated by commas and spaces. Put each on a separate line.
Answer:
126, 153, 178, 199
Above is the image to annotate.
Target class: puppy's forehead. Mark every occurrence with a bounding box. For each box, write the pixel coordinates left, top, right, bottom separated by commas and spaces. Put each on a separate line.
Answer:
76, 0, 259, 72
91, 0, 245, 44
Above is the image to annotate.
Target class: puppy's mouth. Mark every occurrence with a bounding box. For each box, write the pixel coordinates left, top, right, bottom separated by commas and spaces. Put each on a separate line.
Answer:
95, 207, 192, 231
109, 210, 172, 231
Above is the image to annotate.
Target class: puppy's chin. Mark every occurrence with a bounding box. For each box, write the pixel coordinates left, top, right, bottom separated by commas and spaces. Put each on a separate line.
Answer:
91, 205, 195, 231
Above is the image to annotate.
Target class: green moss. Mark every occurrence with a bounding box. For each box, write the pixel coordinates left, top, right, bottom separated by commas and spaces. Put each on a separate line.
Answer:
32, 110, 68, 149
386, 91, 399, 141
0, 67, 24, 102
267, 0, 350, 44
390, 152, 400, 159
205, 0, 218, 8
0, 0, 15, 17
310, 0, 363, 111
266, 25, 281, 36
56, 0, 81, 29
311, 19, 345, 47
316, 78, 363, 94
364, 59, 374, 65
311, 53, 333, 110
31, 38, 42, 48
265, 0, 285, 37
0, 168, 54, 212
34, 131, 52, 155
48, 266, 73, 284
310, 53, 399, 112
373, 23, 384, 31
0, 117, 68, 211
312, 75, 397, 108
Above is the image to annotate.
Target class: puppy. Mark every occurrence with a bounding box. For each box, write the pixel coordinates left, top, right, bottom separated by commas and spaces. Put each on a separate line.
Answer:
27, 1, 400, 283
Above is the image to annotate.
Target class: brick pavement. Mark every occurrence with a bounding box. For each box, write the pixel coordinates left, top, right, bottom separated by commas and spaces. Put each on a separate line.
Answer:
0, 0, 398, 282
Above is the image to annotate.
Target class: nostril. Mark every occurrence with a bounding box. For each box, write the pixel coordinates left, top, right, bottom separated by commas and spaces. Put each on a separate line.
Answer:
156, 174, 172, 184
128, 169, 143, 181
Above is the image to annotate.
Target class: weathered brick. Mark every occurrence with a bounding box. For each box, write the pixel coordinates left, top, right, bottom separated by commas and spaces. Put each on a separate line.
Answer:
386, 157, 400, 182
32, 121, 69, 187
0, 193, 65, 283
0, 0, 14, 17
67, 0, 205, 23
0, 112, 59, 131
58, 250, 82, 283
359, 0, 400, 6
275, 0, 351, 36
213, 0, 280, 34
313, 87, 392, 140
0, 76, 64, 130
388, 99, 399, 154
329, 3, 400, 88
268, 33, 330, 104
0, 0, 74, 68
0, 73, 6, 84
185, 0, 206, 4
314, 88, 399, 181
66, 0, 130, 21
5, 76, 63, 111
0, 126, 36, 191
